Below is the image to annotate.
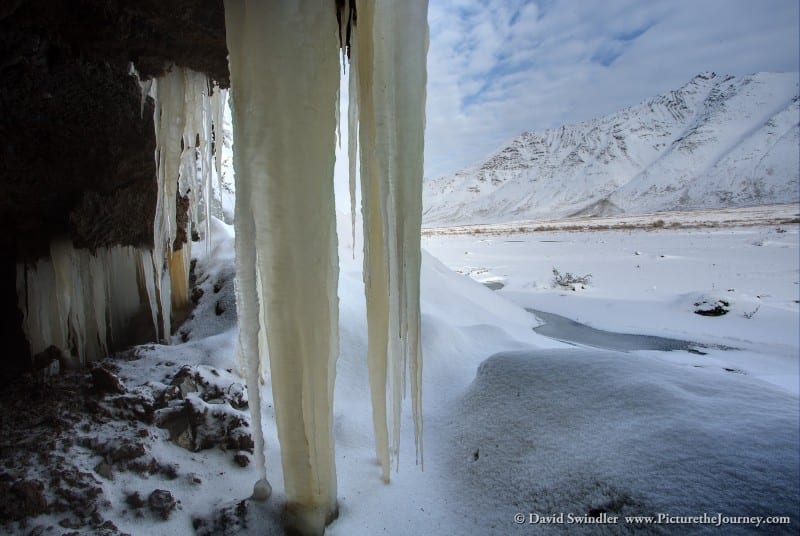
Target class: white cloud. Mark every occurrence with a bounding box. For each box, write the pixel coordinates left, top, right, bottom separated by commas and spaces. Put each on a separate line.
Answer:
423, 0, 800, 177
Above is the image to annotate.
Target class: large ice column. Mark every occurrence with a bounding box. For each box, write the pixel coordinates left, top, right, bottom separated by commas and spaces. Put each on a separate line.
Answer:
16, 257, 67, 359
225, 1, 341, 533
352, 0, 429, 481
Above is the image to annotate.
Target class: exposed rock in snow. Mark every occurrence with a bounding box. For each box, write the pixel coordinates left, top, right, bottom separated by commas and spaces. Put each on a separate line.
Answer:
89, 364, 127, 395
147, 489, 177, 520
155, 366, 252, 454
192, 499, 252, 536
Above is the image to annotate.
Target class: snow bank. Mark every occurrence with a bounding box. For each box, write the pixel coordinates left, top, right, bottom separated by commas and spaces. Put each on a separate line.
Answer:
437, 349, 799, 534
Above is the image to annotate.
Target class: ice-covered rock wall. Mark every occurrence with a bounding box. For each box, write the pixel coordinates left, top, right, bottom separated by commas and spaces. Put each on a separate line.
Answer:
16, 244, 152, 363
15, 66, 227, 366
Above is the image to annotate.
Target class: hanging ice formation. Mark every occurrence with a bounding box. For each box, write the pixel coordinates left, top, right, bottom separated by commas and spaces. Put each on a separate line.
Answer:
351, 0, 428, 482
16, 66, 227, 366
151, 66, 228, 339
225, 1, 340, 532
224, 0, 427, 532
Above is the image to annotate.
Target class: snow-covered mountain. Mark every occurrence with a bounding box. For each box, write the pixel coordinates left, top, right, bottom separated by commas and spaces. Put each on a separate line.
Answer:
423, 72, 799, 226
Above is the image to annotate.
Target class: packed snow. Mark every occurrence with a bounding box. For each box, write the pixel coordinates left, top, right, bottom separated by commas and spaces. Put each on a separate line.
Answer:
424, 207, 800, 396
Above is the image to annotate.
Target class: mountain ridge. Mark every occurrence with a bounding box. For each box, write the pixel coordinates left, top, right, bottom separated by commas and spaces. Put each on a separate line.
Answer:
423, 71, 799, 226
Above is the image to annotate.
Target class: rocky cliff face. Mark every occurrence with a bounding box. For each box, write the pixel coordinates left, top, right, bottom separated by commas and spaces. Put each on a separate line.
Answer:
0, 0, 228, 381
423, 72, 800, 226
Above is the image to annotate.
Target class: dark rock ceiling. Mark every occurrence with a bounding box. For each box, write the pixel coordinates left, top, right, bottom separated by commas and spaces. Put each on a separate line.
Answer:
0, 0, 228, 260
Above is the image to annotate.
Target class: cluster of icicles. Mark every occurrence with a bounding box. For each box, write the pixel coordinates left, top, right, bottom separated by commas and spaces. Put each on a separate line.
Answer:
16, 67, 228, 362
224, 0, 428, 533
17, 0, 427, 533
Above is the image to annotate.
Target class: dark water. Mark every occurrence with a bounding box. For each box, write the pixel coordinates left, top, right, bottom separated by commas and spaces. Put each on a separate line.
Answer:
482, 281, 505, 291
527, 308, 715, 353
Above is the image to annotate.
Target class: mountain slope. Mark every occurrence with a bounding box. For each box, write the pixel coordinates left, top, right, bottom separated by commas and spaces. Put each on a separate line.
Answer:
423, 72, 799, 226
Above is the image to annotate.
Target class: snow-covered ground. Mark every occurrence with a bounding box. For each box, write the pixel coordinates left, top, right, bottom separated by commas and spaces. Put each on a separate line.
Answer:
6, 211, 798, 535
424, 206, 800, 396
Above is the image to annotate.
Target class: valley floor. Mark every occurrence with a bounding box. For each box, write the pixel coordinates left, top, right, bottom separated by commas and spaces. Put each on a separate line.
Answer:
423, 203, 800, 396
422, 203, 800, 236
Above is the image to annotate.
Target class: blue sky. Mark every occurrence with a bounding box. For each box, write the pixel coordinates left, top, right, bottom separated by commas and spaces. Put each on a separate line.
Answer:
423, 0, 800, 178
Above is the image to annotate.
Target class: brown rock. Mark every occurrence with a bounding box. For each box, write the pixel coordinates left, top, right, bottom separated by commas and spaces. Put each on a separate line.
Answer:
90, 365, 126, 394
125, 491, 144, 509
94, 460, 114, 480
147, 489, 176, 520
0, 479, 49, 520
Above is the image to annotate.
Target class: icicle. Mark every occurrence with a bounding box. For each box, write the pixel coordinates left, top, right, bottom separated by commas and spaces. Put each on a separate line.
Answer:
137, 250, 161, 342
17, 258, 66, 357
225, 1, 340, 533
88, 253, 110, 359
224, 5, 268, 504
210, 88, 229, 222
351, 0, 391, 482
340, 0, 356, 222
203, 81, 214, 256
336, 84, 342, 150
50, 240, 88, 361
337, 0, 349, 72
106, 247, 149, 346
139, 79, 153, 118
398, 1, 428, 470
234, 203, 268, 495
127, 62, 152, 119
354, 0, 428, 478
348, 39, 359, 259
168, 248, 190, 310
